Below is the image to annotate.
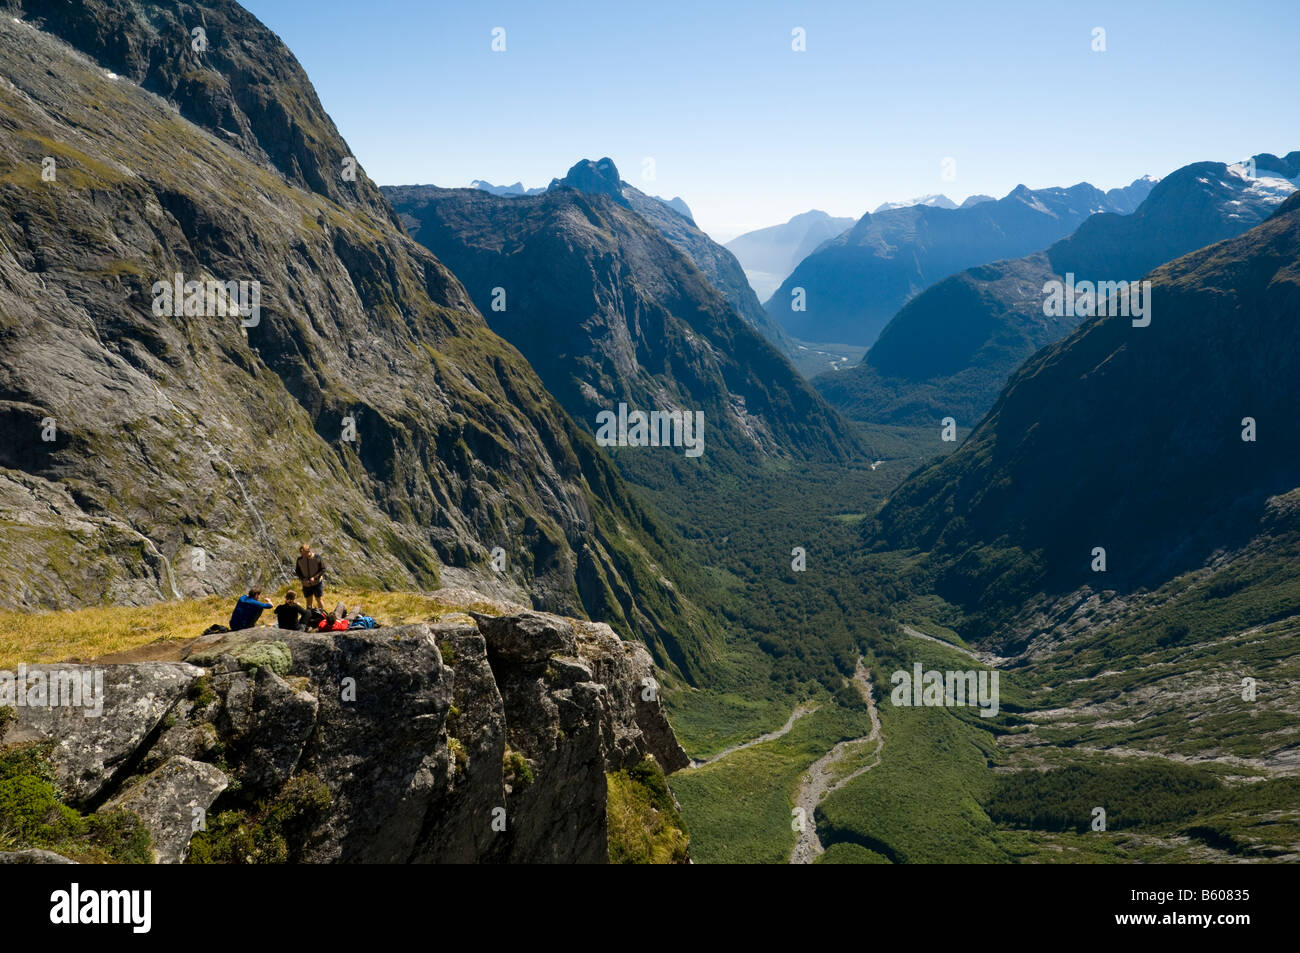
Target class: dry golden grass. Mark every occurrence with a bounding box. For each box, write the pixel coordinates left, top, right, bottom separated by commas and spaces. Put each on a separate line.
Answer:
0, 587, 462, 669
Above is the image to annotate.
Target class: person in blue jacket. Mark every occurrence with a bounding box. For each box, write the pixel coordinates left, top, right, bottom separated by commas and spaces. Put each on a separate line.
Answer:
229, 587, 273, 630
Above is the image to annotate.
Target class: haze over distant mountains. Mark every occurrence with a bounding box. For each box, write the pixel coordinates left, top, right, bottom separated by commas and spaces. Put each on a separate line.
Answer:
766, 176, 1159, 346
816, 153, 1300, 427
470, 179, 546, 197
725, 210, 856, 302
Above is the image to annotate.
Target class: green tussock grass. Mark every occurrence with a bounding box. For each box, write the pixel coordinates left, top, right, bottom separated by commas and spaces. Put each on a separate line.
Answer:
607, 759, 690, 864
0, 586, 477, 669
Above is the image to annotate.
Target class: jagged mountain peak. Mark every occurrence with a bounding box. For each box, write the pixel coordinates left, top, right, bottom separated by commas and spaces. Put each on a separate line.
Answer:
549, 156, 627, 205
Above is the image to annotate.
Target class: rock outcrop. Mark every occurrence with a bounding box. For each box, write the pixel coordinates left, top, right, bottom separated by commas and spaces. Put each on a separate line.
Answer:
0, 593, 688, 863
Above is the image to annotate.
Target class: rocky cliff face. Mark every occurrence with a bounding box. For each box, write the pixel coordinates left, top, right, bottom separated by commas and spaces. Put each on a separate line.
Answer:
0, 4, 716, 681
0, 589, 688, 863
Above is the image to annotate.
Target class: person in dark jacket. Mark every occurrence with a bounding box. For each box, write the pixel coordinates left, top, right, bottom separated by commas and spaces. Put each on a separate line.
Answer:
295, 543, 326, 610
273, 590, 309, 631
229, 588, 273, 630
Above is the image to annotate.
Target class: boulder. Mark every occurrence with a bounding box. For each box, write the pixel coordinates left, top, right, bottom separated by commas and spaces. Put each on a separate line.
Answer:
3, 662, 203, 804
101, 756, 228, 863
0, 849, 78, 864
239, 667, 319, 796
472, 611, 577, 665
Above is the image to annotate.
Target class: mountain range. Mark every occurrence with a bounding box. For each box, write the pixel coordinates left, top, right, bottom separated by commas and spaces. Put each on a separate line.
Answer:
767, 176, 1158, 346
872, 193, 959, 213
470, 179, 546, 197
817, 154, 1300, 426
874, 189, 1300, 641
3, 0, 1298, 869
384, 159, 863, 487
474, 176, 695, 223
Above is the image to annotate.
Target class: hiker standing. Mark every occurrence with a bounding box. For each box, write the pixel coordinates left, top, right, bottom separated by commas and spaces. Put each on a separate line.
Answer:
295, 543, 326, 610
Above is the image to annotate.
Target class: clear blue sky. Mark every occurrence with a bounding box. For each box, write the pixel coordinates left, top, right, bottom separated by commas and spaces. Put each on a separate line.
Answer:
243, 0, 1299, 242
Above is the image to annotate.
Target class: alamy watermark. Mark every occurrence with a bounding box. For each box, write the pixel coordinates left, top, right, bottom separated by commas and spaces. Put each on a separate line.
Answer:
50, 884, 150, 933
1043, 272, 1151, 327
0, 665, 104, 718
152, 272, 261, 327
890, 662, 999, 718
595, 403, 704, 457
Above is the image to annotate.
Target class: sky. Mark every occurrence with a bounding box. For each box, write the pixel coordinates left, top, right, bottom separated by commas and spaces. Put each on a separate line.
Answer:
243, 0, 1300, 243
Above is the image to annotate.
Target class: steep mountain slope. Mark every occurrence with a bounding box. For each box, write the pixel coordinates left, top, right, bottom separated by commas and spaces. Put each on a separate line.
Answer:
383, 171, 865, 486
619, 178, 793, 355
0, 2, 718, 680
525, 158, 793, 354
767, 178, 1156, 346
874, 191, 1300, 639
817, 155, 1299, 425
725, 210, 854, 301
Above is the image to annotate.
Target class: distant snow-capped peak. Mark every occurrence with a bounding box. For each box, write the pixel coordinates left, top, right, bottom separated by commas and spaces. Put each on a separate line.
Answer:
872, 193, 958, 213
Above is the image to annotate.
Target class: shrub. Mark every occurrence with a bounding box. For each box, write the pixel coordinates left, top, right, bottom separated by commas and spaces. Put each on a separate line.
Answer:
0, 744, 152, 863
187, 773, 331, 864
503, 749, 533, 790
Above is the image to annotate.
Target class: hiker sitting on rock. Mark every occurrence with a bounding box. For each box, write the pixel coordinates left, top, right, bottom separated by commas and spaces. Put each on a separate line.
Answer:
229, 587, 273, 631
295, 542, 326, 610
274, 590, 309, 631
